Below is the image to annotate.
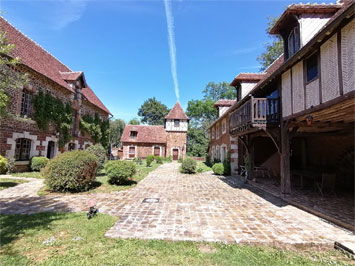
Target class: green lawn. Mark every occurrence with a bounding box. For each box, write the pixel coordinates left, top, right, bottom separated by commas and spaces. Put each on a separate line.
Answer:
12, 172, 43, 179
38, 161, 161, 196
0, 178, 29, 190
0, 212, 351, 266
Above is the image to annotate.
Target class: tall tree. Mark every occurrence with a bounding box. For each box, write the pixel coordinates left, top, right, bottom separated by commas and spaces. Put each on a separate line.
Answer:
257, 16, 283, 71
186, 127, 209, 157
0, 31, 28, 116
128, 117, 140, 125
203, 82, 235, 101
138, 97, 169, 125
109, 118, 126, 148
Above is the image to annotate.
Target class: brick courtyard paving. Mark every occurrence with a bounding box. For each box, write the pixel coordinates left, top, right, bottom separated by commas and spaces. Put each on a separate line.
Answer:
0, 164, 354, 247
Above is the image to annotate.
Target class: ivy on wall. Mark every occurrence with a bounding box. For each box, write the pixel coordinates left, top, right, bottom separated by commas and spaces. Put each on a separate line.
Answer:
80, 113, 109, 149
33, 91, 73, 147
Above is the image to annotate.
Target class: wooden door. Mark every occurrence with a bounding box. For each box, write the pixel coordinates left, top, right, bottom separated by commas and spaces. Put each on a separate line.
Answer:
129, 146, 135, 158
173, 149, 179, 160
46, 141, 55, 159
154, 147, 160, 156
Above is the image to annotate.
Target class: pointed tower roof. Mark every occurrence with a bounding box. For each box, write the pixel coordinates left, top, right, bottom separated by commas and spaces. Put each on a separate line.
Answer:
165, 102, 189, 120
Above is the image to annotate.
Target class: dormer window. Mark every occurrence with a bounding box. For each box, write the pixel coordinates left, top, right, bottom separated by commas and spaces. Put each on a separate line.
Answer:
130, 131, 138, 138
174, 119, 180, 127
287, 26, 300, 58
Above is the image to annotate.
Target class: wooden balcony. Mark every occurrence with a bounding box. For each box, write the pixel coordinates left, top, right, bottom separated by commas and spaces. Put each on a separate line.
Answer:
230, 97, 280, 135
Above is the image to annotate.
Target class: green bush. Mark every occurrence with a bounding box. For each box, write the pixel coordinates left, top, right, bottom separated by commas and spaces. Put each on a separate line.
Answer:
43, 151, 98, 192
155, 156, 163, 164
223, 152, 231, 176
104, 160, 136, 185
0, 155, 6, 174
146, 154, 155, 167
178, 158, 183, 163
165, 155, 172, 162
30, 156, 49, 171
205, 155, 212, 167
86, 144, 107, 171
181, 158, 197, 174
212, 163, 224, 175
197, 166, 204, 173
137, 157, 143, 165
6, 157, 15, 174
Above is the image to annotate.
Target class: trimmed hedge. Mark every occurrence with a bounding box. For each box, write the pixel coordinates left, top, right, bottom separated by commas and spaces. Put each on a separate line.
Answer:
181, 158, 197, 174
146, 154, 155, 167
30, 156, 49, 171
43, 151, 98, 192
0, 155, 6, 174
155, 156, 163, 164
86, 144, 107, 171
212, 163, 224, 175
105, 160, 136, 185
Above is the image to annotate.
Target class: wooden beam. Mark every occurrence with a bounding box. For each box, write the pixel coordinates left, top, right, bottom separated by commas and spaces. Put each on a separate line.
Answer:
280, 120, 291, 194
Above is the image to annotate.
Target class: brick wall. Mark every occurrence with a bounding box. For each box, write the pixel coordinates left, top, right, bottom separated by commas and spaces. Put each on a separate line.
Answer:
166, 132, 187, 159
122, 143, 166, 159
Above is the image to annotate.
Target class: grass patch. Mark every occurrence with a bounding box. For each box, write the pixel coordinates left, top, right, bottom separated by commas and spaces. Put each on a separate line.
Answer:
0, 212, 352, 266
0, 178, 29, 190
12, 172, 43, 179
38, 161, 161, 196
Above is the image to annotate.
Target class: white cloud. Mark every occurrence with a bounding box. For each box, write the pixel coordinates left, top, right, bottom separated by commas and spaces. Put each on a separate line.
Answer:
163, 0, 179, 101
50, 0, 87, 30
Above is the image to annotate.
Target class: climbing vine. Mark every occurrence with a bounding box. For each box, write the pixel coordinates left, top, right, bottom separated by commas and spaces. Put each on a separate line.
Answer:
80, 113, 109, 149
33, 91, 73, 147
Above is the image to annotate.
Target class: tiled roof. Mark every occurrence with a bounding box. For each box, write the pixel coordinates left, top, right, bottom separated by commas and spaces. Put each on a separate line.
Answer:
60, 71, 83, 81
0, 16, 74, 92
255, 55, 284, 87
165, 102, 189, 120
270, 2, 342, 34
230, 73, 266, 86
0, 16, 111, 115
214, 99, 236, 107
120, 125, 167, 144
82, 87, 111, 114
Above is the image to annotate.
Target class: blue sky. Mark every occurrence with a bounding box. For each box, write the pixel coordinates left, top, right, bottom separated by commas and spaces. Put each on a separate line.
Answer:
1, 0, 334, 121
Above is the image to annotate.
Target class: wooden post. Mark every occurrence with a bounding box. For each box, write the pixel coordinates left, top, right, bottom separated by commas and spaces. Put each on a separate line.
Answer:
280, 120, 291, 194
248, 142, 254, 180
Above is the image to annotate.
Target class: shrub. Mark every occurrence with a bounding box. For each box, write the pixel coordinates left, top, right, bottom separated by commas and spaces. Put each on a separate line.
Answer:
146, 154, 155, 167
137, 157, 143, 165
223, 152, 231, 176
30, 156, 49, 171
86, 144, 107, 172
6, 157, 15, 174
212, 163, 224, 175
104, 160, 136, 185
205, 155, 212, 167
165, 155, 172, 163
0, 155, 6, 174
178, 158, 183, 163
197, 166, 204, 173
43, 150, 98, 192
181, 158, 197, 174
155, 156, 163, 164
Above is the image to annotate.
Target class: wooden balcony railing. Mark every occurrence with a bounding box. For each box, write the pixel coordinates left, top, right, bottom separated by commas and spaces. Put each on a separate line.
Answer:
230, 97, 279, 134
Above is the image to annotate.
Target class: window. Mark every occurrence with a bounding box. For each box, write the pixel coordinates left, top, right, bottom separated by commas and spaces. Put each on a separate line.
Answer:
174, 119, 180, 127
130, 131, 138, 138
20, 90, 32, 118
216, 124, 220, 139
287, 26, 300, 58
222, 119, 226, 134
212, 128, 215, 139
15, 138, 31, 161
154, 146, 160, 156
306, 53, 319, 82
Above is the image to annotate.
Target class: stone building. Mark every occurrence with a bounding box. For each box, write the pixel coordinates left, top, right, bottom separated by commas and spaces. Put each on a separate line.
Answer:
0, 17, 111, 171
120, 102, 189, 160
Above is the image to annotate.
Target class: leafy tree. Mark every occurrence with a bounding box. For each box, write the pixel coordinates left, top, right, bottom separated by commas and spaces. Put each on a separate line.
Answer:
203, 82, 235, 101
128, 117, 140, 125
186, 99, 217, 130
138, 97, 169, 125
257, 16, 283, 71
109, 118, 125, 148
0, 31, 28, 116
187, 127, 209, 157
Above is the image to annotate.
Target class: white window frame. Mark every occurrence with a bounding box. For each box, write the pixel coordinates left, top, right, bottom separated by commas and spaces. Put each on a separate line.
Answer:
216, 124, 220, 139
152, 145, 162, 157
222, 119, 226, 134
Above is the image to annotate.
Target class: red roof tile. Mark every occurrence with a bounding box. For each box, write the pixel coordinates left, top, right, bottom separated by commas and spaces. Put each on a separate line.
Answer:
214, 99, 236, 107
165, 102, 189, 120
60, 71, 83, 81
82, 87, 111, 115
270, 3, 341, 34
0, 16, 74, 92
121, 125, 167, 144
